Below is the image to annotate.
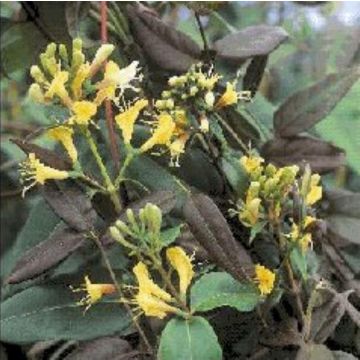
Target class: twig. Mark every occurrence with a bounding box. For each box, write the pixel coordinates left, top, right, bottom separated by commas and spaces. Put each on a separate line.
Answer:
100, 1, 120, 173
194, 12, 209, 52
90, 232, 153, 355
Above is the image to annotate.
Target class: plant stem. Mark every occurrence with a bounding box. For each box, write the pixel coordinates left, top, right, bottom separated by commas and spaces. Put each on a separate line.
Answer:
195, 12, 209, 52
210, 10, 237, 33
84, 128, 122, 212
214, 113, 248, 153
90, 232, 153, 355
115, 149, 136, 188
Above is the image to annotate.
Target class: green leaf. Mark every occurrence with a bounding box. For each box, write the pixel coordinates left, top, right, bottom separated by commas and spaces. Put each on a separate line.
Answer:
0, 285, 130, 344
160, 225, 182, 247
190, 272, 260, 313
158, 316, 222, 360
290, 247, 307, 280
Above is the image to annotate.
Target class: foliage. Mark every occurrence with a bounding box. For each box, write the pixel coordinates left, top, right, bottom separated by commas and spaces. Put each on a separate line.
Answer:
1, 2, 359, 360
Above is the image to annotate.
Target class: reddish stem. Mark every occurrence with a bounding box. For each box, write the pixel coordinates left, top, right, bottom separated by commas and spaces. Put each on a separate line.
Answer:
100, 1, 120, 171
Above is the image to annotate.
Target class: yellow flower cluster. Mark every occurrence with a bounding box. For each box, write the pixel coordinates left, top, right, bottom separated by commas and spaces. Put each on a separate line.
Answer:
255, 264, 276, 296
132, 246, 193, 319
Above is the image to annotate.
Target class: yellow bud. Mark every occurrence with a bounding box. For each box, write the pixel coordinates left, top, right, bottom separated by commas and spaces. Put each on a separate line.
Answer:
59, 44, 68, 63
30, 66, 47, 84
45, 43, 57, 58
161, 90, 172, 99
204, 91, 215, 108
166, 99, 174, 109
72, 38, 83, 52
28, 83, 45, 103
91, 44, 115, 68
189, 86, 198, 96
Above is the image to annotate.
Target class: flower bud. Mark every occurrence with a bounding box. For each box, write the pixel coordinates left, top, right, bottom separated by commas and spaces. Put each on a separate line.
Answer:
28, 83, 45, 103
45, 43, 57, 58
168, 76, 178, 87
189, 86, 198, 96
161, 90, 172, 99
115, 219, 131, 234
166, 99, 174, 109
204, 91, 215, 108
30, 66, 47, 84
59, 44, 68, 63
91, 44, 114, 67
143, 203, 162, 235
200, 116, 209, 133
155, 99, 167, 110
110, 226, 126, 244
72, 38, 83, 52
72, 50, 85, 71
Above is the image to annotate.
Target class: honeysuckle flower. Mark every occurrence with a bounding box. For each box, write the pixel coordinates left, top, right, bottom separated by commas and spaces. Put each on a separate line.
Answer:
95, 60, 142, 105
73, 276, 116, 311
289, 216, 315, 253
169, 134, 189, 167
134, 292, 179, 319
306, 174, 322, 205
255, 264, 275, 296
197, 72, 220, 90
47, 126, 78, 164
44, 71, 72, 108
133, 262, 172, 302
239, 182, 262, 227
19, 153, 69, 196
215, 82, 238, 109
140, 113, 176, 153
240, 155, 264, 174
28, 83, 45, 103
115, 99, 149, 144
69, 101, 97, 126
166, 247, 194, 296
71, 63, 90, 100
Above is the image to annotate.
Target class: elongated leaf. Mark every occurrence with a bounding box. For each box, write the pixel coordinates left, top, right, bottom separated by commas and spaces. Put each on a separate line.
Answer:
0, 285, 130, 343
158, 316, 222, 360
261, 136, 345, 174
65, 2, 90, 38
11, 138, 71, 171
7, 223, 85, 284
42, 180, 97, 232
64, 337, 135, 360
127, 5, 201, 72
243, 55, 268, 97
183, 194, 252, 282
160, 225, 182, 247
274, 68, 360, 137
214, 25, 288, 62
190, 272, 260, 313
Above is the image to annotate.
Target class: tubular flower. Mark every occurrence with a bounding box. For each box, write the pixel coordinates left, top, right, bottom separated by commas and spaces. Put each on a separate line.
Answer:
70, 101, 97, 126
134, 292, 179, 319
74, 276, 116, 311
132, 262, 180, 319
19, 153, 69, 196
140, 113, 176, 153
133, 262, 172, 302
290, 216, 316, 253
255, 264, 276, 296
306, 174, 322, 205
71, 63, 90, 100
47, 126, 78, 164
240, 155, 264, 174
95, 60, 142, 105
89, 43, 115, 75
44, 71, 72, 108
169, 134, 189, 167
215, 82, 238, 109
115, 99, 149, 144
240, 182, 262, 227
166, 247, 194, 296
28, 83, 45, 103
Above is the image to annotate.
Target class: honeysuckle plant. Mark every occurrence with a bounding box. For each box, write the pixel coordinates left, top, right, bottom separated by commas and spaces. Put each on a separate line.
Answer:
1, 2, 360, 360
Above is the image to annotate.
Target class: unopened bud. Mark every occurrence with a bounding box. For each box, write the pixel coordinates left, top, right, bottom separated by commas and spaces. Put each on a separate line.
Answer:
168, 76, 178, 87
71, 50, 85, 71
28, 83, 45, 103
161, 90, 172, 99
200, 116, 209, 133
301, 164, 312, 198
59, 44, 69, 63
189, 86, 198, 96
115, 219, 131, 234
166, 99, 174, 109
204, 91, 215, 108
91, 44, 114, 67
30, 66, 47, 84
110, 226, 125, 243
45, 43, 57, 58
143, 203, 162, 234
72, 38, 83, 52
155, 99, 167, 110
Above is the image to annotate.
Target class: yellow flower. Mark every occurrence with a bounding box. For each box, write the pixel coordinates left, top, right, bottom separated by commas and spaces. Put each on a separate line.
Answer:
215, 82, 238, 109
115, 99, 148, 144
299, 233, 312, 253
134, 292, 179, 319
133, 262, 172, 302
71, 63, 90, 100
47, 126, 78, 164
95, 60, 142, 105
306, 174, 322, 205
169, 134, 189, 167
197, 73, 220, 90
166, 247, 194, 296
73, 276, 116, 311
240, 198, 261, 227
44, 71, 72, 108
70, 101, 97, 126
19, 153, 69, 196
140, 113, 175, 153
255, 264, 275, 296
30, 65, 47, 85
240, 155, 264, 174
89, 43, 115, 75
